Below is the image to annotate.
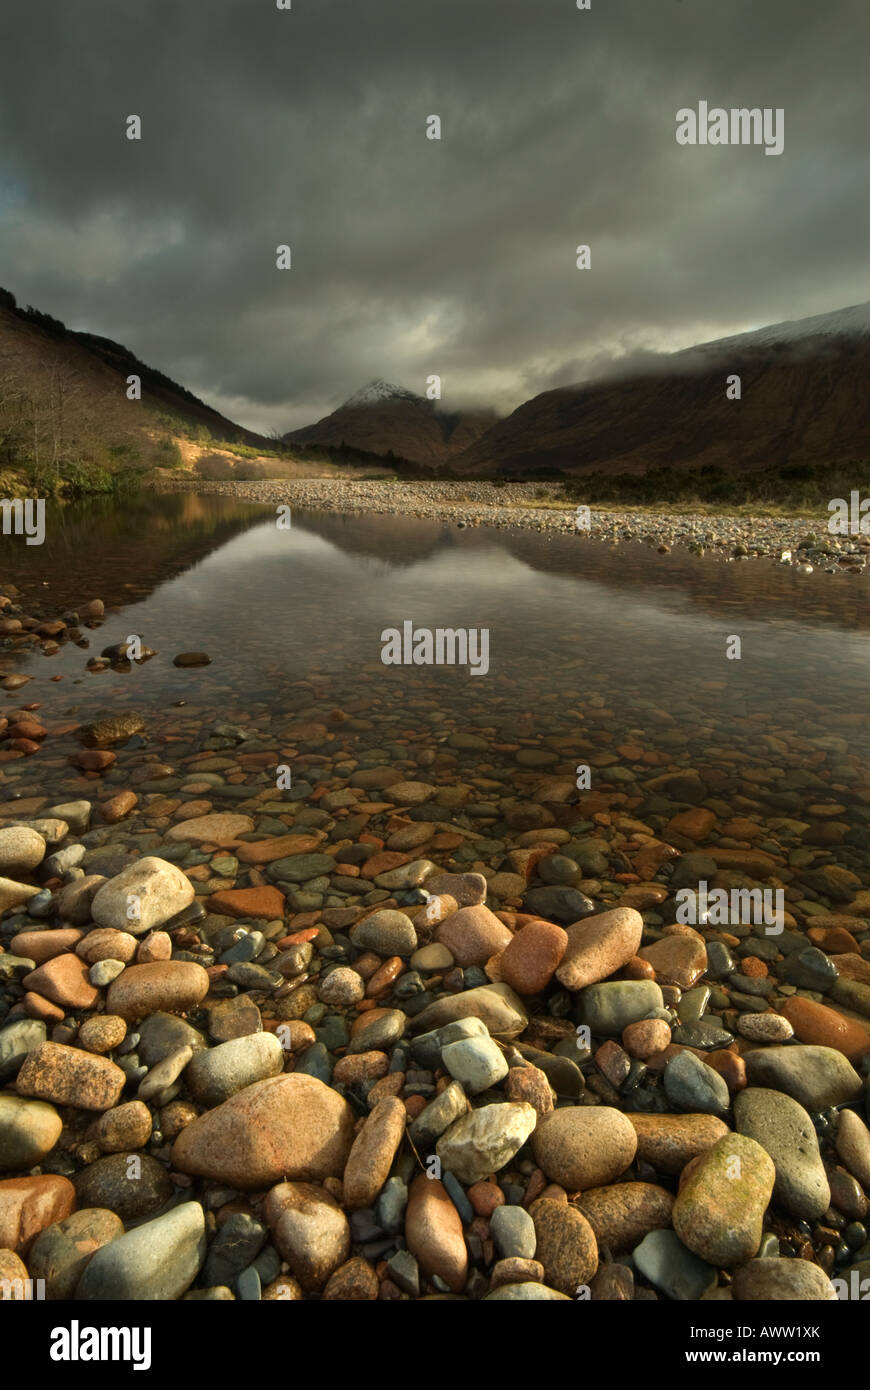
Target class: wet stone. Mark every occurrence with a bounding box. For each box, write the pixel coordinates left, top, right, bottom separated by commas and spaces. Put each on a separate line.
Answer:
522, 886, 596, 923
744, 1045, 863, 1111
633, 1228, 717, 1301
734, 1087, 830, 1221
777, 947, 839, 992
348, 1008, 407, 1053
670, 1020, 734, 1050
663, 1052, 731, 1117
350, 910, 418, 958
580, 981, 664, 1036
705, 941, 736, 980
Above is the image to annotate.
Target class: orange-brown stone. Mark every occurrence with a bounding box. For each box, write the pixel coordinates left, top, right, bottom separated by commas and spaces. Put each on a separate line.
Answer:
628, 1113, 730, 1176
808, 926, 860, 955
639, 933, 706, 990
236, 834, 324, 864
99, 790, 138, 823
22, 993, 64, 1022
0, 1176, 76, 1254
207, 885, 286, 919
622, 955, 656, 981
72, 749, 116, 772
16, 1043, 125, 1111
21, 954, 99, 1010
830, 954, 870, 985
435, 905, 513, 968
779, 997, 870, 1062
741, 956, 768, 978
362, 852, 412, 878
622, 1018, 671, 1059
666, 809, 716, 841
10, 928, 83, 963
499, 919, 567, 995
405, 1175, 468, 1293
630, 842, 680, 880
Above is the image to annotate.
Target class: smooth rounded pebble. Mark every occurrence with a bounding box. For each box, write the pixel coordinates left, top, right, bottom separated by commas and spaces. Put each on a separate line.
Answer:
555, 908, 644, 991
672, 1133, 775, 1267
183, 1032, 284, 1108
577, 1182, 674, 1253
76, 1201, 207, 1300
405, 1174, 468, 1294
530, 1198, 598, 1295
628, 1113, 731, 1175
106, 961, 210, 1022
0, 1095, 63, 1170
531, 1106, 637, 1191
170, 1074, 355, 1188
731, 1257, 838, 1301
265, 1181, 350, 1292
343, 1098, 407, 1209
734, 1087, 830, 1222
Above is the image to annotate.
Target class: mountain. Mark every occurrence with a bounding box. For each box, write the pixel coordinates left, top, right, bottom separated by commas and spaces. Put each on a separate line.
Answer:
285, 379, 496, 468
6, 282, 867, 487
0, 286, 274, 480
341, 378, 424, 408
454, 302, 870, 477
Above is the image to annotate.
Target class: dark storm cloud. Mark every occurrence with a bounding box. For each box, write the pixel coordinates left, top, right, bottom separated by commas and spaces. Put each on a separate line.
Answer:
0, 0, 868, 432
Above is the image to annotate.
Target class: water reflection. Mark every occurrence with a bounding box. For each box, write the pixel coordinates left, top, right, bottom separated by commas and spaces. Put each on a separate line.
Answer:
1, 494, 868, 784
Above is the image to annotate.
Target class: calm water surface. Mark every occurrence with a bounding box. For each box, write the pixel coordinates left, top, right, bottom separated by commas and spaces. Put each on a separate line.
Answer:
2, 494, 869, 836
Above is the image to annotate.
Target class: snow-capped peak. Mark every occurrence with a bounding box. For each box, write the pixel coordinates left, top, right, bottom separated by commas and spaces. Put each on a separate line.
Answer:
342, 378, 423, 408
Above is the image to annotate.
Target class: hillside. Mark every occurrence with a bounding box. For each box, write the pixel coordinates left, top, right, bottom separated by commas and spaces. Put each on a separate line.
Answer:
454, 302, 870, 478
284, 378, 497, 468
0, 286, 276, 488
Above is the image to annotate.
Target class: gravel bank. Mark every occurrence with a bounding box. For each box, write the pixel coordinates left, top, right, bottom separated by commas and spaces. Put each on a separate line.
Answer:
153, 478, 870, 575
1, 692, 869, 1302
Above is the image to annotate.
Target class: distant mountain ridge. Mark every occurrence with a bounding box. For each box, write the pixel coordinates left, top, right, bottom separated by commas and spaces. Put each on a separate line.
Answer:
453, 300, 870, 477
685, 300, 870, 355
4, 282, 868, 483
284, 378, 497, 466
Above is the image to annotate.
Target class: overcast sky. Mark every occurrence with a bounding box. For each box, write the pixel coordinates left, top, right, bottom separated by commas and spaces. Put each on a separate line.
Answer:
1, 0, 868, 433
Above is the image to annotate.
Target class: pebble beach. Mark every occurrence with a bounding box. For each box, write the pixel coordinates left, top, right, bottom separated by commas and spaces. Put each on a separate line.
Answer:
0, 495, 869, 1306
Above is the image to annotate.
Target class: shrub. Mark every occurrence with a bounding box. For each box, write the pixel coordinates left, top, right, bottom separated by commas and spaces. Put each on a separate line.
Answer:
156, 435, 184, 468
